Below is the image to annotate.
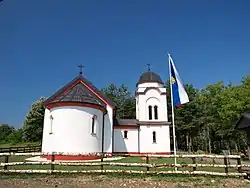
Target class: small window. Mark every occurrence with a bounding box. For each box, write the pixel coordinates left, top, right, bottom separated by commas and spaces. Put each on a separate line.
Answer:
152, 131, 156, 143
91, 115, 97, 135
154, 105, 158, 120
49, 115, 53, 135
124, 130, 128, 139
148, 105, 152, 120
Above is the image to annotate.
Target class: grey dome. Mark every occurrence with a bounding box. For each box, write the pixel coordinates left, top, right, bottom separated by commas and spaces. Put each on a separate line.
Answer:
137, 71, 164, 86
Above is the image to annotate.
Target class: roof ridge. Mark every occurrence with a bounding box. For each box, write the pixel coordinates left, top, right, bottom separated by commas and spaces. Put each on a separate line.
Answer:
43, 75, 115, 108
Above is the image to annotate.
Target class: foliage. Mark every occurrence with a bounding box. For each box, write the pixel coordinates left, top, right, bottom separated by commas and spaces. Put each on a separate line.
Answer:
6, 128, 23, 144
0, 124, 15, 142
0, 124, 23, 145
167, 75, 250, 154
101, 84, 136, 119
22, 97, 46, 142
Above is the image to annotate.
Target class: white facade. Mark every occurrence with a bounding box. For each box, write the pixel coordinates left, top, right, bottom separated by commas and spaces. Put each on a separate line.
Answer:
139, 125, 170, 153
113, 128, 139, 153
42, 105, 113, 154
136, 82, 168, 122
103, 105, 113, 153
41, 72, 171, 156
113, 81, 171, 154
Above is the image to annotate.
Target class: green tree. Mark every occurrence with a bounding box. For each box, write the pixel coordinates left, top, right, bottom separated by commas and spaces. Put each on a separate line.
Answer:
22, 97, 46, 142
166, 82, 201, 152
6, 128, 23, 144
0, 124, 15, 143
196, 81, 226, 153
101, 84, 136, 119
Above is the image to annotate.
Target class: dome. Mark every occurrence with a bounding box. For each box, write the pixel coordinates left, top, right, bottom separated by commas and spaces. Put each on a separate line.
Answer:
137, 71, 164, 86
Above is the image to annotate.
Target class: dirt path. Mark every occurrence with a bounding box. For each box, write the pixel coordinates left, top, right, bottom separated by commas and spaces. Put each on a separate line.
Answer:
0, 175, 250, 188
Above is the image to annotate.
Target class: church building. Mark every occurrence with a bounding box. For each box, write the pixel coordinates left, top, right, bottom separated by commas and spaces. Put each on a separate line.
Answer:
41, 68, 171, 160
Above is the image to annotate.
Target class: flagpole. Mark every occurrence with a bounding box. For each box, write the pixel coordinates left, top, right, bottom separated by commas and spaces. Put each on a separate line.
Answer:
168, 53, 177, 171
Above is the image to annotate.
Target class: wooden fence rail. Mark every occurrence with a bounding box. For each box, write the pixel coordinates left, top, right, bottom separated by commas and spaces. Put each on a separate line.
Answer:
0, 145, 41, 153
0, 152, 248, 178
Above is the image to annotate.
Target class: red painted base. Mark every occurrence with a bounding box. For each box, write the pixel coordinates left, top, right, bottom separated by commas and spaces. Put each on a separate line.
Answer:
109, 152, 171, 155
41, 152, 171, 161
41, 155, 101, 161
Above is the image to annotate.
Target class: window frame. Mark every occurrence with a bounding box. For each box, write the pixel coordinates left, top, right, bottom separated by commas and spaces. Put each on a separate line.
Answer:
91, 115, 97, 135
154, 105, 158, 120
152, 131, 156, 143
49, 114, 53, 135
148, 105, 152, 120
124, 130, 128, 139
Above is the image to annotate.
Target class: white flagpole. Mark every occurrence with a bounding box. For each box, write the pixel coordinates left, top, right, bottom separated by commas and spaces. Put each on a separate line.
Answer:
168, 53, 177, 171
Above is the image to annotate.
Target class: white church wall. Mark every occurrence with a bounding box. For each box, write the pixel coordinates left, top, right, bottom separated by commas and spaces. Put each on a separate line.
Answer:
135, 95, 139, 120
137, 88, 167, 122
139, 125, 170, 153
42, 106, 104, 153
137, 82, 163, 88
113, 128, 139, 153
103, 105, 113, 153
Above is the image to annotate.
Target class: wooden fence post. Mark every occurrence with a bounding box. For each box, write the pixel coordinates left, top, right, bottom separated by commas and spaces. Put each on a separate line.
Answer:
224, 156, 228, 174
51, 152, 55, 173
237, 157, 242, 173
146, 155, 150, 171
101, 153, 104, 171
192, 157, 197, 171
3, 155, 9, 170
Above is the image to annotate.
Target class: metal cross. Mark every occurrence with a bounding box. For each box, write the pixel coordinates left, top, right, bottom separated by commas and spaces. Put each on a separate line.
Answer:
78, 65, 84, 75
146, 64, 151, 72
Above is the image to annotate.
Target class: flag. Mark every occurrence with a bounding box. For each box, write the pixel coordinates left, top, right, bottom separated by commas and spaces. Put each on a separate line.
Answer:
169, 55, 189, 106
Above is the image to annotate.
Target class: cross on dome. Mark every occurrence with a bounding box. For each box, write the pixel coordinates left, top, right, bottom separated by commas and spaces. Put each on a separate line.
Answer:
146, 64, 151, 72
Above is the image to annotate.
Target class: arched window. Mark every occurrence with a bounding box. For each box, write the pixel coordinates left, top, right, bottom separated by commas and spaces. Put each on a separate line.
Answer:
154, 105, 158, 120
91, 115, 97, 135
49, 115, 53, 135
148, 105, 152, 120
124, 130, 128, 139
152, 131, 156, 143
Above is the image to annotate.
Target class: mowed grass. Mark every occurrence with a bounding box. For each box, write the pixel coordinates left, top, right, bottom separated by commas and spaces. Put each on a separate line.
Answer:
0, 155, 240, 173
0, 142, 41, 148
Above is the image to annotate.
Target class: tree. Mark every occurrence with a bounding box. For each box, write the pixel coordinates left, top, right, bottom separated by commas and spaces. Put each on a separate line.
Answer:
22, 97, 46, 142
101, 84, 136, 119
0, 124, 15, 143
166, 82, 201, 152
6, 128, 23, 144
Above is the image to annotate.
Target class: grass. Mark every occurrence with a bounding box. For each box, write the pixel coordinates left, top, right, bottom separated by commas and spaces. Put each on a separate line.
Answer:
0, 155, 242, 173
0, 173, 248, 188
0, 142, 41, 148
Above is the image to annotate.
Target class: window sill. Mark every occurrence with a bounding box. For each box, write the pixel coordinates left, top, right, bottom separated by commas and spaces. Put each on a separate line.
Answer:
124, 138, 128, 139
152, 142, 157, 144
91, 133, 97, 136
49, 132, 53, 135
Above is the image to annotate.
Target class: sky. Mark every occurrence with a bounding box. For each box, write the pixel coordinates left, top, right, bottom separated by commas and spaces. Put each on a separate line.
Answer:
0, 0, 249, 127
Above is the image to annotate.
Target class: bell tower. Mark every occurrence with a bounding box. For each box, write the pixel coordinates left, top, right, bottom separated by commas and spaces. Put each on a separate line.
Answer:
135, 67, 170, 154
135, 69, 168, 122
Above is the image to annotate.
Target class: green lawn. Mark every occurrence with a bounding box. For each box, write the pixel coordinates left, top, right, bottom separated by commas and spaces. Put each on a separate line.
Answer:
0, 142, 41, 148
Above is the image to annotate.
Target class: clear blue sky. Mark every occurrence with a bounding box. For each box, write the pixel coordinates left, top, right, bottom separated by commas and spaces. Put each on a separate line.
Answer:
0, 0, 249, 127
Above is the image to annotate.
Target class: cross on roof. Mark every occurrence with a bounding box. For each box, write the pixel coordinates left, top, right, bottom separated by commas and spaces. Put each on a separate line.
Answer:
146, 64, 151, 72
78, 65, 84, 75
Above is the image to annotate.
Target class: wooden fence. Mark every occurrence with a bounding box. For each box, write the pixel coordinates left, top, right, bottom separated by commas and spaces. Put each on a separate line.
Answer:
0, 145, 41, 153
0, 152, 249, 178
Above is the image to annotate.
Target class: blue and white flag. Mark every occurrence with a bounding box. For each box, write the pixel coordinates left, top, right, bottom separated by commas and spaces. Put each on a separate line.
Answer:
169, 55, 189, 107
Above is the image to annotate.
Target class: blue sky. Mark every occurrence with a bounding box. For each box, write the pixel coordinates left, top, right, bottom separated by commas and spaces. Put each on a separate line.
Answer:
0, 0, 249, 127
